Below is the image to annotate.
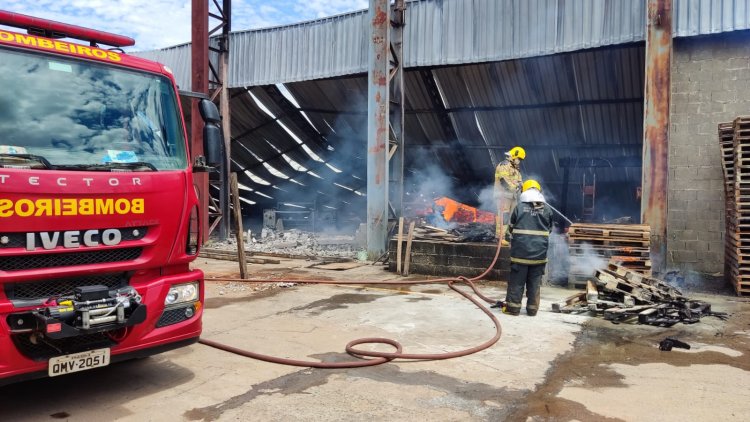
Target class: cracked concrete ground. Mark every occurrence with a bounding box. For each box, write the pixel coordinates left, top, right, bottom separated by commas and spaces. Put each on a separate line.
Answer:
1, 257, 748, 421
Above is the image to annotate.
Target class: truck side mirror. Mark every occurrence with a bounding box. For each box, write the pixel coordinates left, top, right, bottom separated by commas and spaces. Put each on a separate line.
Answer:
198, 99, 223, 168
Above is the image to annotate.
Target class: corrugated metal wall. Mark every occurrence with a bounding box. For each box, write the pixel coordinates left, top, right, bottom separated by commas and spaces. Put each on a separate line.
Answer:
674, 0, 750, 37
136, 0, 750, 88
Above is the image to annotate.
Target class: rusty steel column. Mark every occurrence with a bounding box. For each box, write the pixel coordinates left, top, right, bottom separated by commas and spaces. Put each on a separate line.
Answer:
366, 0, 390, 259
217, 0, 232, 241
389, 0, 405, 224
192, 0, 209, 239
641, 0, 672, 275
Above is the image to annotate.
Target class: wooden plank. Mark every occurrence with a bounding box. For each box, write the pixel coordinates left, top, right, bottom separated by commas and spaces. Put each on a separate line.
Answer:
402, 221, 416, 276
552, 292, 587, 313
230, 174, 248, 279
422, 225, 449, 233
396, 217, 404, 274
199, 250, 281, 265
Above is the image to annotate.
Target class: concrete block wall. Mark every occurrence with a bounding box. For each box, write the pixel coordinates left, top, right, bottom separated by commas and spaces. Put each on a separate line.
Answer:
388, 239, 510, 280
669, 34, 750, 274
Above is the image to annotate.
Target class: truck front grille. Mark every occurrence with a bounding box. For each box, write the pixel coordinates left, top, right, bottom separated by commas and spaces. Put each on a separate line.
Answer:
0, 227, 148, 249
12, 333, 116, 361
0, 248, 142, 271
5, 273, 128, 301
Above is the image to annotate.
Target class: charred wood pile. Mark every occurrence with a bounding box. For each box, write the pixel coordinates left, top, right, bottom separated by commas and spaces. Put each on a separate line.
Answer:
553, 262, 728, 327
718, 119, 750, 296
411, 223, 497, 243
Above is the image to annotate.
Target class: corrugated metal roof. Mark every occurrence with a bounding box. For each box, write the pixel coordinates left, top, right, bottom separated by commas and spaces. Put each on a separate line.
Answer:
136, 0, 750, 88
225, 44, 644, 219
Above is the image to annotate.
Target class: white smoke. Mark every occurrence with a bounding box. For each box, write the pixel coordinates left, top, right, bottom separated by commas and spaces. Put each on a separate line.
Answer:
569, 242, 608, 276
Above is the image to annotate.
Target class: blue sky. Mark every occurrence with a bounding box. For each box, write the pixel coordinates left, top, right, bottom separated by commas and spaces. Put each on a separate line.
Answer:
0, 0, 368, 50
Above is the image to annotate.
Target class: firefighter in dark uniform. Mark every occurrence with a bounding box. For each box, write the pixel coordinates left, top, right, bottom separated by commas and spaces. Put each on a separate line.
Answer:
503, 180, 554, 316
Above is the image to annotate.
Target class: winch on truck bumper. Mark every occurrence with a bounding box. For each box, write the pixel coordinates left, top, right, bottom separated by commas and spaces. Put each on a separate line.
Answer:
6, 285, 147, 339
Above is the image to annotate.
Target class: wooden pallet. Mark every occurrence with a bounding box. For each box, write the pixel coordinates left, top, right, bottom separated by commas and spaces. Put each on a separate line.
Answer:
569, 245, 650, 256
607, 263, 683, 299
567, 273, 595, 290
568, 224, 650, 239
569, 237, 650, 247
551, 292, 588, 313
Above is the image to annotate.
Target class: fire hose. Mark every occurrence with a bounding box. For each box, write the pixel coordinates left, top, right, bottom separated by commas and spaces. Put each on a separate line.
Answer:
198, 237, 506, 368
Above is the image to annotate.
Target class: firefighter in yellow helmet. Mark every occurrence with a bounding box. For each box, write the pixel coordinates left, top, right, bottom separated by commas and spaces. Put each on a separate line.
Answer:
494, 146, 525, 245
502, 179, 553, 316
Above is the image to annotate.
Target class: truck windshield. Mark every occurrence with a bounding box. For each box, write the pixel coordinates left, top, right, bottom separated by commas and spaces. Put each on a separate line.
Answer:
0, 46, 187, 170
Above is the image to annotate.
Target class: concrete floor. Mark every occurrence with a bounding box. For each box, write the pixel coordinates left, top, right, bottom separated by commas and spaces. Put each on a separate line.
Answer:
1, 257, 749, 421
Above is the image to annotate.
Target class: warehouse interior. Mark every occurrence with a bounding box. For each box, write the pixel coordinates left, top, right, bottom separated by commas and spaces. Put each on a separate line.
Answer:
204, 44, 646, 232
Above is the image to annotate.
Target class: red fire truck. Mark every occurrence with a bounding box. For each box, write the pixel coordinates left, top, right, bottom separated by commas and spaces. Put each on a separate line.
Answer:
0, 11, 222, 385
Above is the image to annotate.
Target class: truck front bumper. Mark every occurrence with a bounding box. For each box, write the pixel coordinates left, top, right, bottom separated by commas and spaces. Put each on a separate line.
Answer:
0, 270, 203, 386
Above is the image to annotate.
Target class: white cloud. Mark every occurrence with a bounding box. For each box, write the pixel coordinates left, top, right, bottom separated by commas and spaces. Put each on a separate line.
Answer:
295, 0, 368, 19
1, 0, 368, 51
1, 0, 190, 50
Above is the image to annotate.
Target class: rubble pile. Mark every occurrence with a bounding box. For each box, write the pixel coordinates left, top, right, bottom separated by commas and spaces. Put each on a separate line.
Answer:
553, 261, 728, 327
208, 229, 359, 259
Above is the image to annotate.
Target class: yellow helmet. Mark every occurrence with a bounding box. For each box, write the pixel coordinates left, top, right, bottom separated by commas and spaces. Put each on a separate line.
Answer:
522, 180, 541, 192
508, 146, 526, 160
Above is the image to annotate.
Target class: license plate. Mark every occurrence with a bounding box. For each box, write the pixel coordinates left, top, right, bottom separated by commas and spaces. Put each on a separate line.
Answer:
48, 348, 110, 377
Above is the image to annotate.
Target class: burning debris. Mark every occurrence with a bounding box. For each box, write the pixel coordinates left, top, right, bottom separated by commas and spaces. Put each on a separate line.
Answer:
408, 196, 496, 230
553, 262, 729, 327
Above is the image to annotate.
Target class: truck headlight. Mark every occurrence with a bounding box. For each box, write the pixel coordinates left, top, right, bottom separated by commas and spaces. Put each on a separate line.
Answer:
165, 282, 199, 306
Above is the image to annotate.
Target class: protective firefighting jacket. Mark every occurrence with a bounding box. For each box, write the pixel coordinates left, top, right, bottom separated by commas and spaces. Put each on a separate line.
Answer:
494, 160, 522, 199
508, 200, 554, 265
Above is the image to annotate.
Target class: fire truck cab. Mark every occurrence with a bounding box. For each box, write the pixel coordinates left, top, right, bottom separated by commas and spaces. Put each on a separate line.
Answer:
0, 11, 222, 385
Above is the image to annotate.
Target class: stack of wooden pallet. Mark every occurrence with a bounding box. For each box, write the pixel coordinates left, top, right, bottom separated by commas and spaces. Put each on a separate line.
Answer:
552, 262, 726, 327
719, 118, 750, 296
567, 223, 651, 288
719, 122, 737, 294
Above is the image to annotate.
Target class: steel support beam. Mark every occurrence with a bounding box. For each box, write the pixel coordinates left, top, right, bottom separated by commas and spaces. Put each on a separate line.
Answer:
206, 0, 231, 241
191, 0, 209, 240
389, 0, 405, 226
641, 0, 671, 275
559, 157, 643, 168
408, 143, 643, 151
367, 0, 390, 258
295, 97, 644, 116
218, 1, 232, 241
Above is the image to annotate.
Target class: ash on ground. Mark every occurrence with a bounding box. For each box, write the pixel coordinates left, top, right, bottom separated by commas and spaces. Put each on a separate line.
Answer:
208, 228, 361, 259
213, 281, 298, 296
